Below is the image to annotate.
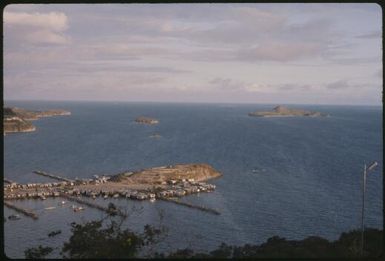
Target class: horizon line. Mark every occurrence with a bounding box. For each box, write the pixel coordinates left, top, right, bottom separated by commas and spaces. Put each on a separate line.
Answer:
3, 98, 383, 107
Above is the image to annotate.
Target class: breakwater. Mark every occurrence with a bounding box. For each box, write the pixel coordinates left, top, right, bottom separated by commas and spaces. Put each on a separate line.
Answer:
160, 197, 220, 215
60, 194, 127, 218
4, 201, 38, 219
33, 170, 73, 182
4, 178, 15, 184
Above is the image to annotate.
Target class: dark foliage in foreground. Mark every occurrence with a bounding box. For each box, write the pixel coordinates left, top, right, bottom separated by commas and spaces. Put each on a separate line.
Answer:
159, 229, 383, 258
24, 217, 383, 259
60, 220, 162, 258
24, 245, 54, 259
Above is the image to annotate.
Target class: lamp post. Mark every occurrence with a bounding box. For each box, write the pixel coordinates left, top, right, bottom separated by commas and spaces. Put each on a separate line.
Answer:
360, 161, 378, 256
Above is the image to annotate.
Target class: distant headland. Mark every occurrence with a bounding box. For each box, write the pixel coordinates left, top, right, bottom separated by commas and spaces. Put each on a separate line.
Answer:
3, 107, 71, 135
248, 105, 329, 118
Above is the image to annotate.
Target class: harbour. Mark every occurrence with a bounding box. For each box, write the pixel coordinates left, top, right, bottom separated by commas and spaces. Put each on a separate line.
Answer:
4, 168, 219, 218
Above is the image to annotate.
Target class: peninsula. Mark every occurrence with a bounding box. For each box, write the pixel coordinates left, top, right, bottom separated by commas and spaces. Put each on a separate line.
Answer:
4, 164, 221, 201
135, 116, 159, 124
248, 105, 328, 117
3, 107, 71, 134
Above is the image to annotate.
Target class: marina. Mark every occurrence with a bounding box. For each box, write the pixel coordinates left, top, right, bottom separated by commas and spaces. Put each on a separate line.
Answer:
4, 169, 219, 218
60, 194, 127, 217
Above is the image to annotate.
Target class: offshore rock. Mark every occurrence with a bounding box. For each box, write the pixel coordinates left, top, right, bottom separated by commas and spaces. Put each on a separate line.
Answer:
248, 105, 328, 117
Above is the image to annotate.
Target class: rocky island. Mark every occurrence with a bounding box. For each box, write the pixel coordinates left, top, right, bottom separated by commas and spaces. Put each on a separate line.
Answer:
135, 116, 159, 124
248, 105, 328, 117
3, 107, 71, 135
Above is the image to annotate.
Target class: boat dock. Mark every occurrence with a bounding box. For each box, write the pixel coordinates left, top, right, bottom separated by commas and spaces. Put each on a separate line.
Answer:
33, 170, 73, 183
4, 201, 38, 220
60, 194, 127, 218
160, 197, 220, 215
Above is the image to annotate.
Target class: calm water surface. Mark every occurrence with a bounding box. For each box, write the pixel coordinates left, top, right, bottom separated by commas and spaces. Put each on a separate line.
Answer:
3, 101, 383, 258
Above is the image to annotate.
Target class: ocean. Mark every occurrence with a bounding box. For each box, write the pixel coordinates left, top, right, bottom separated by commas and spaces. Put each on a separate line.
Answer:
3, 101, 383, 258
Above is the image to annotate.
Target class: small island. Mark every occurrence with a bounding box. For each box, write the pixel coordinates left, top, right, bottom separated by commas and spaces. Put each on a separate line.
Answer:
248, 105, 328, 118
3, 107, 71, 135
135, 116, 159, 124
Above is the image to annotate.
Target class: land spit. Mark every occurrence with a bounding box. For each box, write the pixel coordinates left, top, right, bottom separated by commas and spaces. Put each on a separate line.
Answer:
3, 107, 71, 135
4, 164, 222, 215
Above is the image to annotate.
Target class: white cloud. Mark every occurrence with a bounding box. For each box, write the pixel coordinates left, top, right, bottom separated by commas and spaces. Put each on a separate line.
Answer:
4, 11, 68, 31
4, 11, 70, 45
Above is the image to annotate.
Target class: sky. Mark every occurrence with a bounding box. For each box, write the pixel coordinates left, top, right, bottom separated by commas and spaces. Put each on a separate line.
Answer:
3, 3, 383, 105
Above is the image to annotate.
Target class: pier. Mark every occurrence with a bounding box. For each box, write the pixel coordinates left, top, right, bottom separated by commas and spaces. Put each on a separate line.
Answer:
160, 197, 220, 215
4, 201, 38, 220
4, 178, 15, 184
60, 194, 128, 218
33, 170, 73, 183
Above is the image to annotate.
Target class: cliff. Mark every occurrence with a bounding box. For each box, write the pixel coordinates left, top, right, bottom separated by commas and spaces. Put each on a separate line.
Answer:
248, 105, 328, 117
3, 107, 71, 134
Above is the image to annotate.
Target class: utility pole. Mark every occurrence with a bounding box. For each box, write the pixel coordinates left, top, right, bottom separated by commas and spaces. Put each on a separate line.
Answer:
360, 161, 378, 256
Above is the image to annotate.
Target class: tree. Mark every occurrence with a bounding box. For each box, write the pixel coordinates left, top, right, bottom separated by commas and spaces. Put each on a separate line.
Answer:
60, 219, 163, 258
24, 245, 53, 259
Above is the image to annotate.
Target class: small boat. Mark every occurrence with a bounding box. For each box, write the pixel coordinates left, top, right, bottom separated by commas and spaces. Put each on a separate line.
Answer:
58, 201, 66, 206
104, 195, 108, 199
8, 214, 21, 220
149, 198, 156, 203
40, 195, 46, 200
44, 206, 56, 210
73, 206, 85, 212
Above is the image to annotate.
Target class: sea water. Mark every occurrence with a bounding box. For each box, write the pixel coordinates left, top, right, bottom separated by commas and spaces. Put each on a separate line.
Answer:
3, 101, 383, 258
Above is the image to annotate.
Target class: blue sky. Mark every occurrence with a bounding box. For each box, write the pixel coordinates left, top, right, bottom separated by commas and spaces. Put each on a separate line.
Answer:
3, 3, 382, 105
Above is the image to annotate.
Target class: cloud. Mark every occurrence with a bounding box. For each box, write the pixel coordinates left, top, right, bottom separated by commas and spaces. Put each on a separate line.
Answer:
209, 78, 247, 91
4, 11, 68, 31
208, 78, 313, 93
277, 84, 312, 91
356, 31, 382, 39
324, 80, 376, 90
325, 80, 351, 90
374, 69, 382, 78
236, 42, 323, 62
4, 11, 70, 45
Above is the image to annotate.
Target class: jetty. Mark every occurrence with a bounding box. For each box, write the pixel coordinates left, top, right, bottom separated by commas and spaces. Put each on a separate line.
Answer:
160, 197, 220, 215
4, 201, 38, 220
60, 194, 127, 218
33, 170, 73, 183
4, 178, 15, 184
